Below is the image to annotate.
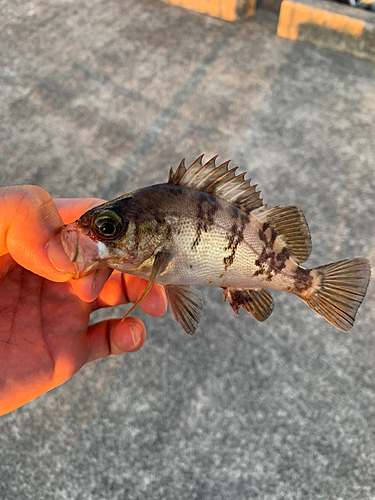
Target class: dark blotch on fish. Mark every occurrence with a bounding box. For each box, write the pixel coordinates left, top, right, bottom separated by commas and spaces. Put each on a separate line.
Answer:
191, 192, 219, 250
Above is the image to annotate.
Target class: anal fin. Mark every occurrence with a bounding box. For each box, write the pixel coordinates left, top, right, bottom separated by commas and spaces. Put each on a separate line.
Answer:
223, 288, 274, 322
165, 285, 203, 335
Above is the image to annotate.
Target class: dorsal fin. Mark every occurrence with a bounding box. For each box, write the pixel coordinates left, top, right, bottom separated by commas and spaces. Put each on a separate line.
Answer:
252, 205, 312, 263
169, 155, 263, 213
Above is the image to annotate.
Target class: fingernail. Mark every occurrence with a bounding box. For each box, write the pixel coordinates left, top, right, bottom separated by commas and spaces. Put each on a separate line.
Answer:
129, 323, 142, 346
46, 234, 75, 274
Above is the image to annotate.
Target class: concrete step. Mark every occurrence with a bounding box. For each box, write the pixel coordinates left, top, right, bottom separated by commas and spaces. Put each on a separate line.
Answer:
277, 0, 375, 63
160, 0, 375, 63
160, 0, 256, 21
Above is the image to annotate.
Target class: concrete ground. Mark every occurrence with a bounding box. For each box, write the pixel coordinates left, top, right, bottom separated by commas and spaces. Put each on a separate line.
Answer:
1, 1, 375, 499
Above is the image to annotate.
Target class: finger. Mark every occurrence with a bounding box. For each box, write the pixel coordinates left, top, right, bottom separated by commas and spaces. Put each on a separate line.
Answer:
136, 279, 168, 317
92, 273, 167, 317
54, 198, 106, 224
70, 268, 113, 302
123, 274, 169, 316
0, 186, 75, 281
86, 317, 146, 362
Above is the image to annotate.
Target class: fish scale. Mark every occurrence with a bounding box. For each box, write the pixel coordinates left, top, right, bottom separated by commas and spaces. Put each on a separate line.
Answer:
60, 155, 371, 334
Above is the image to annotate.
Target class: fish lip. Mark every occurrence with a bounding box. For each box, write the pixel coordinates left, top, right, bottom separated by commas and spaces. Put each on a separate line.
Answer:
60, 222, 79, 263
60, 222, 101, 279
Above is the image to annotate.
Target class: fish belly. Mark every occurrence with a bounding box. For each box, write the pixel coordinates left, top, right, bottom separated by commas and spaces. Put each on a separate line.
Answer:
156, 214, 300, 292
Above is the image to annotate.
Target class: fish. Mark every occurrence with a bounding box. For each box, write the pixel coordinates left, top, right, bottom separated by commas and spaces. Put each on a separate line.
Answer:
60, 155, 371, 335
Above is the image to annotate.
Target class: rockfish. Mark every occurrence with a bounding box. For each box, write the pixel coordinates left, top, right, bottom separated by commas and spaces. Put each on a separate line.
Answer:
61, 155, 371, 334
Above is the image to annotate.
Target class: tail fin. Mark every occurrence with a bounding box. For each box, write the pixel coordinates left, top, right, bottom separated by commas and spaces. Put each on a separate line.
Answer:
300, 258, 371, 332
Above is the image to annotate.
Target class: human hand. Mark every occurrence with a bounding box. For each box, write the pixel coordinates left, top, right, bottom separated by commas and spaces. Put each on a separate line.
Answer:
0, 186, 167, 416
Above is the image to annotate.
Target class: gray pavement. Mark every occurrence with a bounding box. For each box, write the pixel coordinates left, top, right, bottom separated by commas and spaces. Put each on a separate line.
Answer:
1, 1, 375, 499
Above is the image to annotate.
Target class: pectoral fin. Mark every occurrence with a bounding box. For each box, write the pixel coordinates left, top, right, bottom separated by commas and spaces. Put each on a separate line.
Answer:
223, 288, 274, 322
123, 249, 170, 319
165, 285, 203, 335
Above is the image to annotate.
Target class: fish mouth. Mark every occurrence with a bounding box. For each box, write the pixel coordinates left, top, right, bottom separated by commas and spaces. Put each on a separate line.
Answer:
61, 222, 101, 279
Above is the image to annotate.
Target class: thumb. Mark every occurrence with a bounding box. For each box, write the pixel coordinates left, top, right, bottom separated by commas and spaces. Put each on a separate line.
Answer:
0, 185, 75, 281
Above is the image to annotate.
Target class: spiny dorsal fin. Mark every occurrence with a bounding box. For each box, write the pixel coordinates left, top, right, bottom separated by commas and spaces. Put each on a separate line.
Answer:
169, 155, 263, 213
252, 205, 312, 263
169, 158, 188, 184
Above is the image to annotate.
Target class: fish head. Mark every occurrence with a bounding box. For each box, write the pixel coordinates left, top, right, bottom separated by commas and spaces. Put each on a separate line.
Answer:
60, 196, 161, 279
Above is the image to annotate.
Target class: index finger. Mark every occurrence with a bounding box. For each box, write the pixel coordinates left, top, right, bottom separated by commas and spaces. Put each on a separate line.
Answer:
91, 273, 168, 317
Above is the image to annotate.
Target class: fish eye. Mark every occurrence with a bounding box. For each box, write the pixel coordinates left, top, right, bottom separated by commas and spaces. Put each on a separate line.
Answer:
93, 211, 123, 239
